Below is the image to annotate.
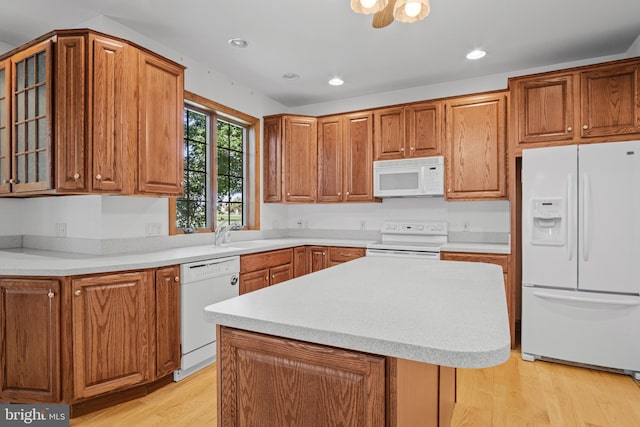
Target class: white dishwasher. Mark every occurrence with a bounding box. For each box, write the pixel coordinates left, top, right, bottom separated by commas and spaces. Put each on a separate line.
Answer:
174, 256, 239, 381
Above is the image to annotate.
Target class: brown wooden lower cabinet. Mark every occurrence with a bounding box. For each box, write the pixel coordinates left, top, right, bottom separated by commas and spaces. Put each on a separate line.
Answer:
0, 265, 181, 412
440, 251, 515, 348
239, 248, 293, 294
218, 327, 455, 427
0, 278, 62, 402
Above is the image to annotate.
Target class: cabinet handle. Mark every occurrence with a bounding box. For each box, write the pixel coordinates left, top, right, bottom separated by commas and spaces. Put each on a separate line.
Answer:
567, 126, 572, 132
174, 276, 179, 282
48, 290, 54, 298
272, 274, 275, 279
3, 179, 14, 184
95, 174, 102, 180
338, 192, 341, 196
340, 253, 352, 257
73, 173, 80, 181
286, 192, 290, 196
400, 147, 405, 152
323, 252, 326, 256
179, 182, 184, 187
410, 147, 415, 151
346, 192, 350, 196
582, 125, 588, 130
265, 276, 269, 281
74, 290, 82, 296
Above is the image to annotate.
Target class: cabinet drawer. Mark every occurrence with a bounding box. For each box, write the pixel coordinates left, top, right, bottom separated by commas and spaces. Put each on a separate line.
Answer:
328, 247, 366, 263
440, 252, 508, 272
241, 248, 293, 273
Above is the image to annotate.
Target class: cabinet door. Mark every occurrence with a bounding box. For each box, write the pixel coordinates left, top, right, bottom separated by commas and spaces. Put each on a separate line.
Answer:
219, 327, 385, 427
317, 115, 343, 202
374, 107, 405, 160
445, 93, 507, 200
513, 74, 575, 145
90, 36, 135, 193
239, 268, 270, 295
263, 116, 282, 202
138, 51, 184, 195
343, 112, 374, 201
307, 246, 328, 273
293, 246, 307, 277
55, 36, 87, 191
270, 263, 293, 285
580, 63, 640, 138
0, 279, 60, 402
283, 116, 317, 202
10, 41, 52, 193
407, 101, 442, 157
0, 59, 10, 194
72, 271, 151, 400
154, 265, 181, 378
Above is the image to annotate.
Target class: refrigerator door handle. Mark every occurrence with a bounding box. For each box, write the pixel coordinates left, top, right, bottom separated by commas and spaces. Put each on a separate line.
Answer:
582, 174, 591, 262
566, 174, 574, 261
533, 291, 640, 307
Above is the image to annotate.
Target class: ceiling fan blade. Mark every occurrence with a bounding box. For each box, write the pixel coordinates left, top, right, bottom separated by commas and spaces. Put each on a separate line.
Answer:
372, 0, 397, 28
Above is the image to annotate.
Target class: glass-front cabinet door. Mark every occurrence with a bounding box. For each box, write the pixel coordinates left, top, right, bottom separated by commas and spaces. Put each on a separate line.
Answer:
10, 41, 52, 193
0, 59, 10, 194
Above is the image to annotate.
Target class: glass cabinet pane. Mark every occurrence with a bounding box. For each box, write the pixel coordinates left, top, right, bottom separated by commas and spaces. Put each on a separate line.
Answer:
38, 151, 47, 182
27, 88, 35, 118
16, 124, 24, 153
17, 155, 24, 183
37, 86, 46, 116
36, 52, 46, 83
0, 99, 5, 127
0, 68, 5, 91
16, 92, 24, 122
37, 118, 47, 149
27, 121, 35, 150
16, 61, 24, 90
27, 153, 35, 183
26, 56, 34, 87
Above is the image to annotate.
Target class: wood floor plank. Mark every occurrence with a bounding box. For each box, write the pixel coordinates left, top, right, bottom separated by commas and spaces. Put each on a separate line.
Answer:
70, 349, 640, 427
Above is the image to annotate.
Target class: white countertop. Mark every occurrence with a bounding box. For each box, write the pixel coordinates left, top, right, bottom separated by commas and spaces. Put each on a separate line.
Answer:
204, 257, 511, 369
0, 238, 373, 276
0, 236, 511, 276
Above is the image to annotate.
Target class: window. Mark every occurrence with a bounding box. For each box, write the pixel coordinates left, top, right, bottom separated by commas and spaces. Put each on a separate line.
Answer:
171, 91, 259, 234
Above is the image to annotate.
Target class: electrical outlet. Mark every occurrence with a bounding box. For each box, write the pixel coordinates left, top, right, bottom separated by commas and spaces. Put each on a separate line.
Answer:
360, 220, 366, 231
296, 219, 303, 228
463, 220, 470, 232
55, 223, 67, 237
145, 223, 162, 237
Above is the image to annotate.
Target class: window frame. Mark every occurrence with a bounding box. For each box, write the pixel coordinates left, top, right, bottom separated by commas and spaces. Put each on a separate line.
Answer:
169, 91, 261, 234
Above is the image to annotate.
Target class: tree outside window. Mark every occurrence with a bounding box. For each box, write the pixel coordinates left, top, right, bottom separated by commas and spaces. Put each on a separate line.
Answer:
176, 108, 246, 231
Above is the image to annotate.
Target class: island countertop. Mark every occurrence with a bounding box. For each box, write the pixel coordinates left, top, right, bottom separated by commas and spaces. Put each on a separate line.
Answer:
205, 256, 511, 369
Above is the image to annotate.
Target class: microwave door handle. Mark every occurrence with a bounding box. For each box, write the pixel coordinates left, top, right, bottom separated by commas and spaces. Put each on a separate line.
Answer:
420, 166, 428, 193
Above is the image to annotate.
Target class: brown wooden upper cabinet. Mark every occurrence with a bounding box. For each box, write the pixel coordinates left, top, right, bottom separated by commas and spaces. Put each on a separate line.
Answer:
510, 58, 640, 153
445, 92, 507, 200
0, 29, 185, 197
373, 101, 442, 161
318, 112, 374, 202
263, 114, 317, 203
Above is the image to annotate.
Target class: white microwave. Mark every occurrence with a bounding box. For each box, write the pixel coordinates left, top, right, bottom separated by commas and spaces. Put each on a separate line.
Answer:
373, 157, 444, 198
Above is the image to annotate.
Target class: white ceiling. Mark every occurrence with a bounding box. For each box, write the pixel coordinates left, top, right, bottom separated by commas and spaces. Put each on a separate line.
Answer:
1, 0, 640, 107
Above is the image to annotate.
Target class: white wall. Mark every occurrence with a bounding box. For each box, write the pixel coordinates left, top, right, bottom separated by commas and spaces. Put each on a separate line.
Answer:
627, 33, 640, 57
0, 199, 24, 236
287, 198, 510, 233
0, 42, 13, 54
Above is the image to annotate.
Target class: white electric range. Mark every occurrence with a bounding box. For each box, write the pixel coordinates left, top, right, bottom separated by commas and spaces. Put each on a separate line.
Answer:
366, 220, 448, 259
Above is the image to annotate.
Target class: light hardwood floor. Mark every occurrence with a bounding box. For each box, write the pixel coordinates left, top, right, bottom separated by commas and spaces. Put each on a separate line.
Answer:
71, 349, 640, 427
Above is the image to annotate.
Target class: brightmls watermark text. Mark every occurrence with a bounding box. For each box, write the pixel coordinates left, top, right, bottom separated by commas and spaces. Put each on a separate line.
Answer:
0, 404, 69, 426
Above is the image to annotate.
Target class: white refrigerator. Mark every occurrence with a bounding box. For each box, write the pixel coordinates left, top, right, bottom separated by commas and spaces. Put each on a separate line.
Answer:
522, 141, 640, 379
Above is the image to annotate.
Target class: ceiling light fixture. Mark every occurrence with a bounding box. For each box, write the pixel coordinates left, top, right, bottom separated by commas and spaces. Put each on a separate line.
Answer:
282, 73, 300, 81
228, 38, 248, 48
393, 0, 430, 23
328, 77, 344, 86
466, 49, 487, 60
351, 0, 430, 28
350, 0, 389, 15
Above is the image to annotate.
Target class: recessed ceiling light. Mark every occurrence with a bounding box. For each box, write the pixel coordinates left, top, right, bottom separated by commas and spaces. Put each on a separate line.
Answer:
282, 73, 300, 81
228, 38, 248, 48
466, 49, 486, 60
328, 77, 344, 86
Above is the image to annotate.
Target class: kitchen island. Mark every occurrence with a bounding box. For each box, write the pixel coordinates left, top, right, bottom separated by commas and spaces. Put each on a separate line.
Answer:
205, 256, 510, 427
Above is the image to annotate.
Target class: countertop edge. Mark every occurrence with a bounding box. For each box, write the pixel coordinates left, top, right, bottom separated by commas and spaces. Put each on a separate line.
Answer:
204, 311, 511, 369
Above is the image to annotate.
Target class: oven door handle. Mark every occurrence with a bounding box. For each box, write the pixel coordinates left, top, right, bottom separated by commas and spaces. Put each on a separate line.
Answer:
366, 248, 440, 259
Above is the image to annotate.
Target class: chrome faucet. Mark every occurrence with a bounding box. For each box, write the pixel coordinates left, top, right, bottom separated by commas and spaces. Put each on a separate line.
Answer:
214, 222, 241, 246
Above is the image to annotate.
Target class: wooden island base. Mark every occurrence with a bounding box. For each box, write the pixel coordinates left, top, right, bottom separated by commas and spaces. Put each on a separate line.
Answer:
217, 326, 456, 427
